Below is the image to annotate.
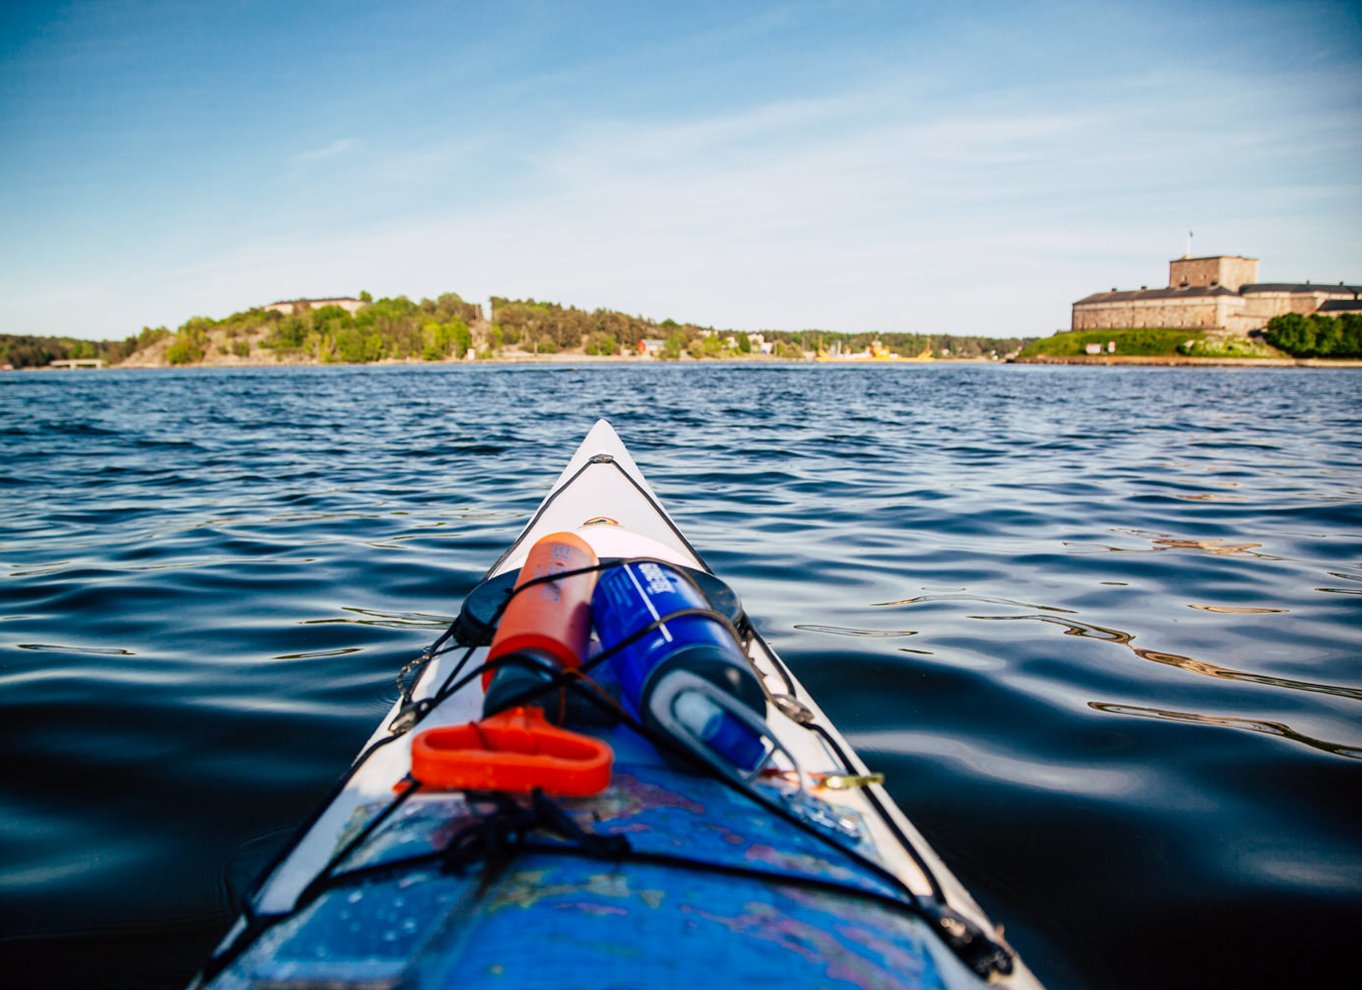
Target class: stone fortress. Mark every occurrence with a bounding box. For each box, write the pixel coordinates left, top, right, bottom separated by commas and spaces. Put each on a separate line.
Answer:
1072, 254, 1362, 334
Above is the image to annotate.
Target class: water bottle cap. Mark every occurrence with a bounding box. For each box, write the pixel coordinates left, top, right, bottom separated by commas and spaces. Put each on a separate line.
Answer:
645, 667, 770, 773
640, 642, 766, 718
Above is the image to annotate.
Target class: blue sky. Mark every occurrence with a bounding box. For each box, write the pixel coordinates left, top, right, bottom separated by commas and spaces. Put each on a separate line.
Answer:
2, 0, 1359, 339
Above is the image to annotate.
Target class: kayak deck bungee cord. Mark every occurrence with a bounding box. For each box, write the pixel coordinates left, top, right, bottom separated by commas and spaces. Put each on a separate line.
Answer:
191, 420, 1042, 989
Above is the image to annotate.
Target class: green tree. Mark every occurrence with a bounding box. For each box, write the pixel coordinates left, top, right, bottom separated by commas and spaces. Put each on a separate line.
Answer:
446, 319, 472, 359
267, 315, 307, 349
1340, 314, 1362, 357
1313, 314, 1342, 356
1264, 313, 1314, 355
421, 324, 441, 361
139, 326, 170, 348
335, 325, 367, 363
365, 332, 384, 361
661, 331, 687, 360
418, 318, 472, 361
584, 331, 619, 355
165, 327, 208, 364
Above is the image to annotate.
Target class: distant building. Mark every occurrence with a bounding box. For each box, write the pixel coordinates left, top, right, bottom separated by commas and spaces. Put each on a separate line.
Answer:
263, 297, 366, 316
637, 338, 664, 356
1072, 255, 1362, 333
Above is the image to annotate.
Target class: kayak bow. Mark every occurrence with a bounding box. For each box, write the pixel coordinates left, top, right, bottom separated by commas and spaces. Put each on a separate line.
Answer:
193, 420, 1041, 990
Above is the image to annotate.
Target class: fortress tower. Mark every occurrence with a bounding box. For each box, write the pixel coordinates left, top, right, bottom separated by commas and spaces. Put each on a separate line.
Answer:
1167, 256, 1260, 292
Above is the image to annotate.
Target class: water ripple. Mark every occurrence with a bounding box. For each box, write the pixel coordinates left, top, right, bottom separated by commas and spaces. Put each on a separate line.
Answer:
792, 624, 920, 638
977, 613, 1362, 703
872, 592, 1078, 613
15, 643, 136, 656
1090, 703, 1362, 760
3, 363, 1360, 990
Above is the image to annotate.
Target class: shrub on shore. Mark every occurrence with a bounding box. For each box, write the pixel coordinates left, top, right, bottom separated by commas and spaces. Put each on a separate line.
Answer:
1263, 313, 1362, 358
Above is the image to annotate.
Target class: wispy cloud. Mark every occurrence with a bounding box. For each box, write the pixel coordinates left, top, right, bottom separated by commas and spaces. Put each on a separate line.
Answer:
287, 138, 359, 179
125, 59, 1357, 340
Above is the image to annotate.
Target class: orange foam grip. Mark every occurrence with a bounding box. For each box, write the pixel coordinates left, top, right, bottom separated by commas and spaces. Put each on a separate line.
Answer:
410, 706, 613, 796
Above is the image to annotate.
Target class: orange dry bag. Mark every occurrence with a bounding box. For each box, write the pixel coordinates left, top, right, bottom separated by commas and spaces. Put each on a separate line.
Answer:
481, 531, 599, 722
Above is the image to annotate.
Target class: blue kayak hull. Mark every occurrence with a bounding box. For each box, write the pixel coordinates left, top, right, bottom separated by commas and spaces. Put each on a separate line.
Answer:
214, 765, 947, 990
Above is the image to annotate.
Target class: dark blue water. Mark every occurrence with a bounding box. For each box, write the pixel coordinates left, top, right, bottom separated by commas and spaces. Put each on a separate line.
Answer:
2, 364, 1359, 988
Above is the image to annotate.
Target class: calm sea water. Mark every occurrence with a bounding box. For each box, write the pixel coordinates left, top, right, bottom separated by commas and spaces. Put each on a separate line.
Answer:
2, 363, 1359, 988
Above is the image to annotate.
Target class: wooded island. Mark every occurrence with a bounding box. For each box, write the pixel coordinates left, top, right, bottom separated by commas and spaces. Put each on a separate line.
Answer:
0, 292, 1030, 369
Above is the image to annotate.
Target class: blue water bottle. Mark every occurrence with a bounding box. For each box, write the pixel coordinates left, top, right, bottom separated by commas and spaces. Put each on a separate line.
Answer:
591, 560, 769, 771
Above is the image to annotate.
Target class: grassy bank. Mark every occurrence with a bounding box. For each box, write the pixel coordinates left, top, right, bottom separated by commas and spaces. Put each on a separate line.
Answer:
1019, 328, 1280, 360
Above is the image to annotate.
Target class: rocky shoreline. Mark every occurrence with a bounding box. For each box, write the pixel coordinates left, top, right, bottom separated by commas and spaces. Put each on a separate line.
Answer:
20, 351, 1362, 372
1013, 354, 1362, 368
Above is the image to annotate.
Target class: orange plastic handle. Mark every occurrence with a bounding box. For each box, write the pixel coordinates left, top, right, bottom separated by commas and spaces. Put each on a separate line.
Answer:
410, 706, 613, 796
